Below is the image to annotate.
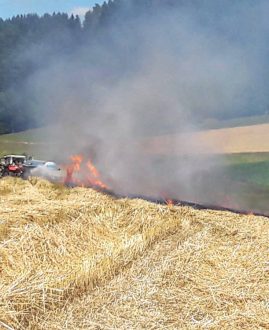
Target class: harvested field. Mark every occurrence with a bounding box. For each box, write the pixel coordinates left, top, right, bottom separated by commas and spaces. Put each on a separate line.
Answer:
144, 123, 269, 155
0, 178, 268, 329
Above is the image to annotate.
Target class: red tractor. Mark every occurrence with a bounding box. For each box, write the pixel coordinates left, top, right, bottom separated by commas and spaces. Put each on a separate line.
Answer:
0, 155, 26, 178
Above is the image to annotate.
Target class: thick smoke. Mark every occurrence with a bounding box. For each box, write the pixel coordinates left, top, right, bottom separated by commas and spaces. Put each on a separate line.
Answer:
25, 0, 269, 203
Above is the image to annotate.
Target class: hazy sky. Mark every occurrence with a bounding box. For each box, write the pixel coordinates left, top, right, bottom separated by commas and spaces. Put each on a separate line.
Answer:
0, 0, 104, 19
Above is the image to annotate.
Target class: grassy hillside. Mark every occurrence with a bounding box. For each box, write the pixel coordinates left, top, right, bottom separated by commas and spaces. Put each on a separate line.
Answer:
199, 113, 269, 130
0, 127, 56, 158
0, 178, 268, 329
0, 127, 49, 143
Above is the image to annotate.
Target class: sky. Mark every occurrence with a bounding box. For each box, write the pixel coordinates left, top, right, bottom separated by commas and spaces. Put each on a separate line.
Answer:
0, 0, 104, 19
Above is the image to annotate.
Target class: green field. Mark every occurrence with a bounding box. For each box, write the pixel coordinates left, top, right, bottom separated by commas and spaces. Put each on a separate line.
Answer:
225, 156, 269, 188
210, 153, 269, 214
0, 127, 55, 158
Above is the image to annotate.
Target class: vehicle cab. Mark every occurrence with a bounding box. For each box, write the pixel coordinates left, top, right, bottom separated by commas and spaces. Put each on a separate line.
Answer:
0, 155, 26, 165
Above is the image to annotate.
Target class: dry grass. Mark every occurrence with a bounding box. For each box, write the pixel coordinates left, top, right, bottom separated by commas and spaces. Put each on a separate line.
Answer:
0, 178, 268, 329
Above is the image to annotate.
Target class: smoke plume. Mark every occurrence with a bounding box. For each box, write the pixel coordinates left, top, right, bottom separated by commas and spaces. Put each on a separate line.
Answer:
24, 0, 269, 204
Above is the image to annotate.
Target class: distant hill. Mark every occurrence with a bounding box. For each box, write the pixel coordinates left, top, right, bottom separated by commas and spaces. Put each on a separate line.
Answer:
145, 122, 269, 155
2, 114, 269, 157
198, 114, 269, 130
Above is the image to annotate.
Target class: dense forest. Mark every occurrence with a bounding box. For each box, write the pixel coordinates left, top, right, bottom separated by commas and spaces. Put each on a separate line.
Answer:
0, 0, 129, 134
0, 0, 267, 134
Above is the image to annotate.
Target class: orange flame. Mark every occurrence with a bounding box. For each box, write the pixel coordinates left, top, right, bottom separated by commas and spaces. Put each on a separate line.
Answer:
70, 155, 83, 171
86, 160, 108, 189
166, 199, 174, 207
64, 154, 108, 189
86, 160, 100, 178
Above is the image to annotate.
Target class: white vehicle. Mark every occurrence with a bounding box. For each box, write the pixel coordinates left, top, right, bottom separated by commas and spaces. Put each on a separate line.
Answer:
30, 161, 63, 182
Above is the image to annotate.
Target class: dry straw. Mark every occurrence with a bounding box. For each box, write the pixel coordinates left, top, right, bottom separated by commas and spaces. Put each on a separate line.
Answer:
0, 177, 268, 329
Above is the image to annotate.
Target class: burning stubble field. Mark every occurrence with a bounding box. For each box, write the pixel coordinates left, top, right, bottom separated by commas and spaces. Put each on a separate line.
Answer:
2, 122, 269, 215
0, 177, 269, 329
2, 124, 269, 214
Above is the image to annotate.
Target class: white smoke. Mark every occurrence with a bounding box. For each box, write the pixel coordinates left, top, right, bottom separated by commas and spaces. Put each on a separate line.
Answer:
25, 0, 269, 203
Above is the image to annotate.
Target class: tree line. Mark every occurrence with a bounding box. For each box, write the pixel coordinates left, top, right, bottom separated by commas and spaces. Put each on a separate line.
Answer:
0, 0, 156, 134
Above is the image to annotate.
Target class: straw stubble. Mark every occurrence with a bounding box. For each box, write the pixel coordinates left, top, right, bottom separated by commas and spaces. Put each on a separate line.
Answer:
0, 177, 268, 329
